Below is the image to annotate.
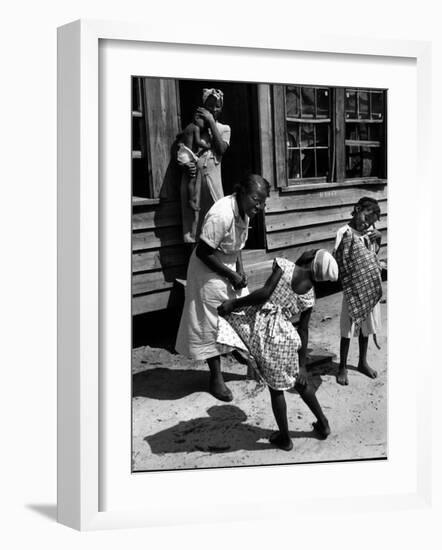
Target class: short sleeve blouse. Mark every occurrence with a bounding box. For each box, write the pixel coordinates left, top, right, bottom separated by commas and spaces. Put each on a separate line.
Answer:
199, 194, 249, 255
217, 122, 231, 145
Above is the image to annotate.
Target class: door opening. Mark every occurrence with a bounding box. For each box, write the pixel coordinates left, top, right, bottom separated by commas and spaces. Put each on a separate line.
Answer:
178, 80, 265, 249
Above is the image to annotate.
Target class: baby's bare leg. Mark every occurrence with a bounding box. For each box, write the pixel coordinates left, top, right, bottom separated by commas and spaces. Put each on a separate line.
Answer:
357, 334, 377, 379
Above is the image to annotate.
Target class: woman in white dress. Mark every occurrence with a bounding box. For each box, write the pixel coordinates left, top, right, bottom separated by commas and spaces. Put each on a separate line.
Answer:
175, 174, 270, 401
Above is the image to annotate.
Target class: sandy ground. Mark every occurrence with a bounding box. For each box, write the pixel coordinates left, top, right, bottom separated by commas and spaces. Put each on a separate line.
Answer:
132, 282, 387, 471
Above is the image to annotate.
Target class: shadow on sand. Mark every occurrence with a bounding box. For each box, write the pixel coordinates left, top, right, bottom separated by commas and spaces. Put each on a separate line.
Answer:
133, 367, 245, 400
144, 405, 324, 456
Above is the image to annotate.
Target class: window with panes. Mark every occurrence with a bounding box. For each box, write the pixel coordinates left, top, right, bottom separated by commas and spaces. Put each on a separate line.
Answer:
277, 85, 387, 187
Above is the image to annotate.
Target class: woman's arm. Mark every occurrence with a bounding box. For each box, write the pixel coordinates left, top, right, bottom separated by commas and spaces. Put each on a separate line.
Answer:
195, 107, 229, 156
236, 251, 245, 277
195, 240, 245, 289
296, 307, 312, 385
218, 263, 283, 316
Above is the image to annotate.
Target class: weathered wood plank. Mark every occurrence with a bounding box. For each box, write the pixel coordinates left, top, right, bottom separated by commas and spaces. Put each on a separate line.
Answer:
265, 200, 387, 232
258, 84, 274, 186
267, 216, 387, 250
132, 245, 190, 273
132, 201, 181, 231
334, 87, 346, 182
132, 226, 183, 251
272, 85, 287, 188
132, 290, 178, 315
132, 265, 187, 295
241, 248, 269, 265
265, 184, 387, 213
144, 78, 181, 201
132, 238, 387, 314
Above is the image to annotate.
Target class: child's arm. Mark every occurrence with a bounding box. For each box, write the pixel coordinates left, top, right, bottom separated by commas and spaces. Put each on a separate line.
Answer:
193, 125, 210, 150
296, 308, 312, 386
366, 227, 382, 253
217, 262, 283, 316
181, 124, 196, 149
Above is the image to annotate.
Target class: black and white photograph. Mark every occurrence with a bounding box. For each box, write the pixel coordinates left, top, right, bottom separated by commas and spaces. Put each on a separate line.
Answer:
131, 77, 388, 472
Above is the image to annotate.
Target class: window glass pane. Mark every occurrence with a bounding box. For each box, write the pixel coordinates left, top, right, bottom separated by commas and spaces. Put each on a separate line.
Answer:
345, 89, 357, 119
316, 149, 329, 177
346, 123, 358, 140
346, 146, 361, 178
287, 149, 301, 179
316, 88, 330, 118
286, 86, 300, 118
346, 146, 381, 178
300, 123, 314, 147
371, 91, 384, 119
286, 122, 299, 148
359, 91, 369, 119
361, 146, 380, 177
301, 87, 315, 118
315, 124, 329, 146
361, 147, 374, 177
368, 124, 381, 142
358, 123, 369, 140
301, 149, 315, 177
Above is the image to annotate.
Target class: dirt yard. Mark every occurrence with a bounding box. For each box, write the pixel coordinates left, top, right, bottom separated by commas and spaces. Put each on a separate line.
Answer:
132, 282, 387, 471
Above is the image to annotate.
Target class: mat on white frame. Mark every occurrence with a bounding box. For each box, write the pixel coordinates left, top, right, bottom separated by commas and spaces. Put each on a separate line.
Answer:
57, 19, 433, 531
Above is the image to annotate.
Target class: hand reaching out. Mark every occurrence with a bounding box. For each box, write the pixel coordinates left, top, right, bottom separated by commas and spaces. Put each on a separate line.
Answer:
217, 300, 235, 317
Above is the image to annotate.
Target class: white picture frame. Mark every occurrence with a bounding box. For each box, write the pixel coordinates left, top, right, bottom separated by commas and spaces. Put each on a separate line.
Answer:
57, 19, 433, 531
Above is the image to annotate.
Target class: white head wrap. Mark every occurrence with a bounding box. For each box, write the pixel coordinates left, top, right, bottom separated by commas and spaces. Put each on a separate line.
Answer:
312, 249, 339, 282
202, 88, 224, 107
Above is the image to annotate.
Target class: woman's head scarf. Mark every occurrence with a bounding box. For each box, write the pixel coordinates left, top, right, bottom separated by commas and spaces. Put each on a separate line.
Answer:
202, 88, 224, 107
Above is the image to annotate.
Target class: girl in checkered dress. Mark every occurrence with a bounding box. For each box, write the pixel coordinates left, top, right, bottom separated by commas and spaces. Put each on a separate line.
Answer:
217, 250, 338, 451
334, 197, 383, 386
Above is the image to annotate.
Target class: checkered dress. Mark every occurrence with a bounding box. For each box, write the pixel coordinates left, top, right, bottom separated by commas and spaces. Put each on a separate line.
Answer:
334, 228, 382, 327
217, 258, 315, 390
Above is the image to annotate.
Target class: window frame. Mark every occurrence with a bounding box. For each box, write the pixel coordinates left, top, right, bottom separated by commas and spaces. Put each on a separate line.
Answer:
274, 84, 387, 189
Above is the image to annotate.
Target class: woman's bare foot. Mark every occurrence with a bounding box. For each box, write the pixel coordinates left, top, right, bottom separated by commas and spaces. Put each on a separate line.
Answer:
312, 419, 331, 439
336, 366, 349, 385
357, 361, 377, 379
269, 432, 293, 451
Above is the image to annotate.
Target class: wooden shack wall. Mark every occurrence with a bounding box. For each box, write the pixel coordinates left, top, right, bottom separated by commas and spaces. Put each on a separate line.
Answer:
132, 81, 388, 316
240, 184, 387, 292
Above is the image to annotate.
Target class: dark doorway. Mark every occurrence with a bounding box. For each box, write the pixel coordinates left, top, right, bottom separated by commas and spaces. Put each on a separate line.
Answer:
177, 80, 265, 249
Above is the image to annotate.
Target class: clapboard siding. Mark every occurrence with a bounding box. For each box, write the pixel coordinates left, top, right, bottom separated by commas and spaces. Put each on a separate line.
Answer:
133, 225, 183, 251
266, 200, 387, 232
265, 184, 387, 213
132, 200, 181, 231
130, 75, 388, 315
133, 265, 187, 295
132, 290, 180, 316
267, 216, 387, 250
132, 245, 190, 273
